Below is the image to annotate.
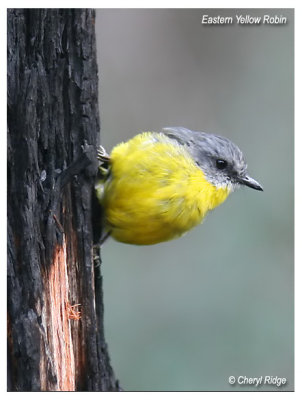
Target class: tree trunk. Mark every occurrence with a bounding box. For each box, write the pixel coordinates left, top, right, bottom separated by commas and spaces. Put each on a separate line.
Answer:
7, 9, 119, 391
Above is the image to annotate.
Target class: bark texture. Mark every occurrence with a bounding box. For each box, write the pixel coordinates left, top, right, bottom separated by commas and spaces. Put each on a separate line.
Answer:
7, 9, 119, 391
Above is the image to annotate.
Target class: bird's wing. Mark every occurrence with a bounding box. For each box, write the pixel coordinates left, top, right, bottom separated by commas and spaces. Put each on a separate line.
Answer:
161, 127, 197, 146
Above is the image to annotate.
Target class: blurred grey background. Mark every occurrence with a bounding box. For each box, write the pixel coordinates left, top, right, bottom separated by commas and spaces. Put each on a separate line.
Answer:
95, 9, 294, 391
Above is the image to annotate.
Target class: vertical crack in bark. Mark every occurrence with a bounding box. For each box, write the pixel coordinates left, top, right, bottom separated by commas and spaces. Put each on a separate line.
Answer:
47, 238, 75, 391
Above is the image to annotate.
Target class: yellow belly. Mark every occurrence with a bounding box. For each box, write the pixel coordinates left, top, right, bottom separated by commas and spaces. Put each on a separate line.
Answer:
98, 132, 230, 245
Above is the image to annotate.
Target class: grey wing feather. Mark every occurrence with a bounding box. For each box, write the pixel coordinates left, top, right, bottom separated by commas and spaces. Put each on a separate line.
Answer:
161, 127, 209, 165
161, 127, 198, 145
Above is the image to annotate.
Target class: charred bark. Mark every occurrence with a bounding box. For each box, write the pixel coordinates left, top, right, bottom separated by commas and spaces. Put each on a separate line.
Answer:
7, 8, 119, 391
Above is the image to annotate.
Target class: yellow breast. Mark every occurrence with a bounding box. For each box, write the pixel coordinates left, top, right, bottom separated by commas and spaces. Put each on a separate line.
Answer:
97, 132, 230, 245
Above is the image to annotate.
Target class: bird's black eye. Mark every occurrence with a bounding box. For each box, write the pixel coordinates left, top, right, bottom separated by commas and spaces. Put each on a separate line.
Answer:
216, 159, 228, 170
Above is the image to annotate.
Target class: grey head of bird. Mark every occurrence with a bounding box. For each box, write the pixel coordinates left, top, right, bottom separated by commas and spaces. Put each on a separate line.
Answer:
161, 127, 263, 192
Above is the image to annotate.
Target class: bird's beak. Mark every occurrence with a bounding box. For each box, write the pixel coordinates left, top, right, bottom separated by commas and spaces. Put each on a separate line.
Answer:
237, 175, 263, 191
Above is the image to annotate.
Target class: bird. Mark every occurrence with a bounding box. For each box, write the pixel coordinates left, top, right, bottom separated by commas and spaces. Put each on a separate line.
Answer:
95, 127, 263, 245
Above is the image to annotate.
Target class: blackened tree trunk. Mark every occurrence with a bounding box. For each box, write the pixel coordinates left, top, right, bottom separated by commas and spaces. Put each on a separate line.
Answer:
7, 9, 119, 391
